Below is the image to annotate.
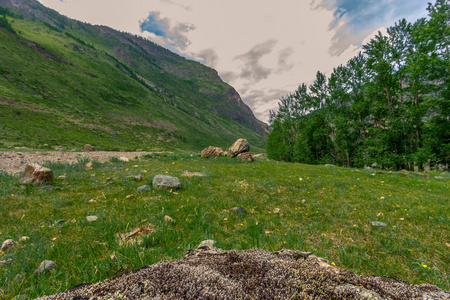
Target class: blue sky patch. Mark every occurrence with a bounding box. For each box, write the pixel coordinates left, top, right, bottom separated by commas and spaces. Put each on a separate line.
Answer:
139, 12, 168, 37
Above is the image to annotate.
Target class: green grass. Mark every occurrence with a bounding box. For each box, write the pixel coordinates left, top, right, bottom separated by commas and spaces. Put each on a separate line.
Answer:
0, 154, 448, 298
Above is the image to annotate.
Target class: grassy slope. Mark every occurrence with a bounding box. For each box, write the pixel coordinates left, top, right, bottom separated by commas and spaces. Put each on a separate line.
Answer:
0, 14, 266, 152
0, 155, 448, 298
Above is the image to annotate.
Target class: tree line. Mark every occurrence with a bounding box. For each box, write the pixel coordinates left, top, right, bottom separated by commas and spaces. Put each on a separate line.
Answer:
267, 0, 449, 170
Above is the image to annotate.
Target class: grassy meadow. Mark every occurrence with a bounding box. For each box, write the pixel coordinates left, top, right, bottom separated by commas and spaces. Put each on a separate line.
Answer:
0, 153, 449, 298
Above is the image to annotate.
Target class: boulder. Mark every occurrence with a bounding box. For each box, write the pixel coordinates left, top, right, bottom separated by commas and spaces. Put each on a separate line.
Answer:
19, 163, 53, 185
228, 138, 249, 158
237, 152, 254, 162
200, 146, 225, 158
1, 239, 16, 252
81, 144, 95, 151
35, 248, 449, 300
35, 260, 56, 274
152, 175, 181, 190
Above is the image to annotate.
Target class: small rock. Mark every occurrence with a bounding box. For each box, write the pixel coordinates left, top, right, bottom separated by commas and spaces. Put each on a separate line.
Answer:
325, 164, 335, 167
198, 239, 216, 249
237, 152, 255, 162
94, 241, 107, 246
40, 185, 53, 191
81, 144, 95, 151
35, 260, 56, 274
152, 175, 181, 190
201, 146, 225, 158
126, 194, 134, 198
122, 178, 129, 183
1, 239, 16, 252
119, 157, 129, 162
181, 171, 204, 177
371, 221, 386, 227
137, 185, 151, 192
89, 199, 97, 203
86, 216, 98, 222
85, 162, 93, 169
164, 215, 174, 222
19, 163, 53, 186
273, 208, 280, 214
134, 174, 142, 181
0, 258, 12, 266
57, 175, 67, 180
230, 207, 246, 215
19, 236, 30, 242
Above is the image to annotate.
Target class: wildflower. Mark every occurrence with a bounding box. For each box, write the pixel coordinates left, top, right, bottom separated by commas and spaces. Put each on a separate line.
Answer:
332, 262, 336, 266
422, 263, 427, 268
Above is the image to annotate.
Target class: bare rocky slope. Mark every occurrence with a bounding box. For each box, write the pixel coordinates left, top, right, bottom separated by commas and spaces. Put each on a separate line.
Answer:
37, 247, 449, 300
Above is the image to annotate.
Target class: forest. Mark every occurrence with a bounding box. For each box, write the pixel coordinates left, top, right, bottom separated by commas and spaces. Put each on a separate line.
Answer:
267, 0, 449, 170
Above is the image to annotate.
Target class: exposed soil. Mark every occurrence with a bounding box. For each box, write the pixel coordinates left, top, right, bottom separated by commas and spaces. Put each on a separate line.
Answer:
0, 150, 155, 175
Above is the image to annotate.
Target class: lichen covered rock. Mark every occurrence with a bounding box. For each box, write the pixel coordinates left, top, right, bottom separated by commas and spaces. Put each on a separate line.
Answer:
36, 248, 449, 299
201, 146, 225, 158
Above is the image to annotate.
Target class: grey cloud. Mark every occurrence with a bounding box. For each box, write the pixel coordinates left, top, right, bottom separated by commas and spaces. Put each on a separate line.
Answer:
197, 48, 219, 68
242, 88, 290, 122
234, 39, 278, 82
159, 0, 192, 11
277, 47, 294, 73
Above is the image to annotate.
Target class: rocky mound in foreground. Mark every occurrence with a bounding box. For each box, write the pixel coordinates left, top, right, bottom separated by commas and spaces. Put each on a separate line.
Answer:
38, 248, 448, 300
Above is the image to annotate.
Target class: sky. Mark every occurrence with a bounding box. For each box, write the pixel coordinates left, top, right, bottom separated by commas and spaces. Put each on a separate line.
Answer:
39, 0, 429, 123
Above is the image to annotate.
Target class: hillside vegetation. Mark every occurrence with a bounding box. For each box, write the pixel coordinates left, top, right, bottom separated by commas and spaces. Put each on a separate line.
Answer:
268, 0, 449, 170
0, 154, 448, 298
0, 0, 267, 152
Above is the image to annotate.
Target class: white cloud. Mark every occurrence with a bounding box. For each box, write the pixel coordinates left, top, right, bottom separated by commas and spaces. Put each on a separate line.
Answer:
39, 0, 428, 123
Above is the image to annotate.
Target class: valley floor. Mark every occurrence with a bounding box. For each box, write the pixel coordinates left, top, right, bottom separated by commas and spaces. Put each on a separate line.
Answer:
0, 151, 156, 174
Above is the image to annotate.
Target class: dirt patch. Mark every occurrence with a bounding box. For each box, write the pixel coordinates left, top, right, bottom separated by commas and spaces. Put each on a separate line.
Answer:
0, 151, 154, 175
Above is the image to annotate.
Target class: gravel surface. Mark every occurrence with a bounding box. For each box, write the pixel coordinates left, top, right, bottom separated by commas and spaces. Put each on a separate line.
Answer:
0, 151, 155, 175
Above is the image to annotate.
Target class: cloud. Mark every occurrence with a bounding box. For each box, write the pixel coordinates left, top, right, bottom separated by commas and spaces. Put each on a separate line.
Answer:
234, 39, 278, 82
314, 0, 429, 55
159, 0, 192, 11
139, 11, 195, 50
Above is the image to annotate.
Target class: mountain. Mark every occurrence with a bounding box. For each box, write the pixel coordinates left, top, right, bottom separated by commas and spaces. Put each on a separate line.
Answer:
0, 0, 268, 152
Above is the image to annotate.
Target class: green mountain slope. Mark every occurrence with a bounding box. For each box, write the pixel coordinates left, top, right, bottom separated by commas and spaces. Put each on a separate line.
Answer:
0, 0, 268, 151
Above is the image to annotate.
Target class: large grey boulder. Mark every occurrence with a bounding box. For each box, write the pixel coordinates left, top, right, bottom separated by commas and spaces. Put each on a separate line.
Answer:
228, 138, 250, 158
36, 248, 449, 299
19, 163, 53, 186
152, 175, 181, 190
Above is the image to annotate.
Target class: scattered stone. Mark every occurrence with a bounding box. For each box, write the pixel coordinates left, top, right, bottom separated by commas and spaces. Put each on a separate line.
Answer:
412, 172, 430, 179
399, 218, 405, 221
119, 157, 129, 162
228, 138, 250, 158
40, 185, 53, 191
19, 163, 53, 186
371, 221, 387, 227
116, 224, 155, 246
57, 175, 67, 180
181, 171, 204, 177
229, 207, 246, 215
35, 260, 56, 274
198, 239, 216, 249
273, 208, 280, 214
54, 146, 65, 151
325, 164, 335, 167
94, 241, 107, 246
237, 152, 254, 162
134, 174, 142, 181
164, 215, 174, 222
200, 146, 225, 158
1, 239, 16, 252
122, 178, 129, 183
81, 144, 95, 151
86, 216, 98, 222
89, 199, 97, 203
0, 259, 12, 266
152, 175, 181, 190
19, 236, 30, 242
137, 185, 151, 192
85, 162, 93, 169
126, 194, 134, 199
35, 249, 450, 300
